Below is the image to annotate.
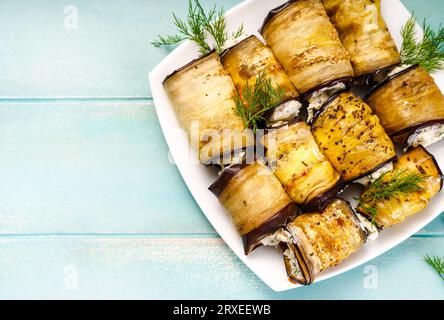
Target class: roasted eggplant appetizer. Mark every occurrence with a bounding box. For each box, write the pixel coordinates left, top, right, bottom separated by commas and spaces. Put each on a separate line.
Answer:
263, 199, 367, 285
209, 161, 299, 255
365, 65, 444, 150
322, 0, 401, 78
260, 0, 354, 95
311, 91, 396, 183
221, 35, 299, 103
261, 120, 342, 211
357, 146, 442, 228
163, 51, 254, 165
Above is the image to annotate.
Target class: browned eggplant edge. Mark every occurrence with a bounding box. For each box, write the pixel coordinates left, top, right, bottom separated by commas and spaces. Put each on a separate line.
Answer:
162, 50, 217, 85
284, 243, 314, 285
243, 202, 300, 255
363, 64, 419, 101
208, 163, 250, 197
259, 0, 301, 34
406, 145, 444, 192
300, 179, 347, 213
220, 35, 258, 59
284, 198, 367, 285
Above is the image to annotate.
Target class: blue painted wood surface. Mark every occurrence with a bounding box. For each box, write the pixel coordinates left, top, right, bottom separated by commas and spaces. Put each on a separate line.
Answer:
0, 0, 442, 299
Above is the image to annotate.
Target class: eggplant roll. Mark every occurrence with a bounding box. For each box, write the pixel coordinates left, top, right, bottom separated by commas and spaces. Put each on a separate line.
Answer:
279, 199, 366, 285
221, 35, 299, 102
357, 146, 442, 228
209, 161, 298, 255
163, 51, 252, 163
365, 65, 444, 149
261, 0, 354, 94
322, 0, 401, 77
311, 91, 396, 182
261, 121, 342, 210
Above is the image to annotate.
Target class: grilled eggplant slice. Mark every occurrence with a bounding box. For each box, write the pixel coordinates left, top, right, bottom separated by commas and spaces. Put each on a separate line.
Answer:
163, 51, 253, 164
209, 161, 299, 255
357, 146, 442, 228
365, 65, 444, 149
322, 0, 401, 77
261, 120, 342, 210
221, 35, 299, 103
260, 0, 354, 94
282, 199, 366, 285
311, 91, 396, 182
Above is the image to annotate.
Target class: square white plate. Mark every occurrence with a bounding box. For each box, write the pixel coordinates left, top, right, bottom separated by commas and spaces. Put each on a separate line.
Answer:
149, 0, 444, 292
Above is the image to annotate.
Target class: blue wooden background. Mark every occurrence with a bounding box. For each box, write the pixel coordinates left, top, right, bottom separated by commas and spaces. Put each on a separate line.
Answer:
0, 0, 442, 299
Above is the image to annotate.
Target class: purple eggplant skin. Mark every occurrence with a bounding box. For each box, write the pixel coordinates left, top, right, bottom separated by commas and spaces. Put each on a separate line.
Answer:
243, 203, 300, 255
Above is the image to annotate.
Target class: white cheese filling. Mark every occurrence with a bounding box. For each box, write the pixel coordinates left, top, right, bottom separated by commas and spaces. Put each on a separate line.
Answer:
387, 64, 412, 78
406, 123, 444, 150
307, 82, 346, 123
355, 162, 394, 187
283, 247, 303, 279
269, 100, 303, 127
260, 228, 292, 247
357, 213, 379, 242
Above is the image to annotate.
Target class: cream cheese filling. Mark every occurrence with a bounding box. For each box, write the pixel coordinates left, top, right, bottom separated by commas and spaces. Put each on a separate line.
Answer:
387, 64, 412, 78
260, 228, 292, 247
307, 82, 346, 123
355, 162, 394, 186
269, 100, 302, 128
406, 123, 444, 151
357, 213, 379, 242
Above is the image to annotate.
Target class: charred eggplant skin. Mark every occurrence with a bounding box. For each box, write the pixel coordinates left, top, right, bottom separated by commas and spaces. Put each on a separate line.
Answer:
261, 121, 342, 206
285, 199, 366, 285
321, 0, 401, 77
260, 0, 354, 94
209, 162, 295, 255
243, 202, 299, 255
221, 35, 298, 101
164, 51, 250, 163
357, 146, 443, 228
365, 65, 444, 142
311, 91, 396, 182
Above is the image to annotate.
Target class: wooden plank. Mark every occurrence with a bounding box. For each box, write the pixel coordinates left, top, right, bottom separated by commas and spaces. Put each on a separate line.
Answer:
0, 101, 215, 234
0, 0, 241, 99
0, 101, 442, 235
0, 236, 442, 299
0, 0, 440, 98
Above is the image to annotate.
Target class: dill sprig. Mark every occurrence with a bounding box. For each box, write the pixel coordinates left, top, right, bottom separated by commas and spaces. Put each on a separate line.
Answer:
234, 73, 285, 133
152, 0, 244, 56
400, 15, 444, 72
424, 255, 444, 281
357, 170, 428, 225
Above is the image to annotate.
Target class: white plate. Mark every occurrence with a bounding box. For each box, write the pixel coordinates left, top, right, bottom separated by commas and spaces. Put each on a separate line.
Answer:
149, 0, 444, 292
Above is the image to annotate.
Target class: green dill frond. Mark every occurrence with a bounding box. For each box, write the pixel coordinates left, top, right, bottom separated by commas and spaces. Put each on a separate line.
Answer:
232, 24, 245, 40
151, 0, 243, 56
400, 15, 444, 72
151, 35, 186, 48
234, 73, 285, 133
424, 255, 444, 281
357, 170, 428, 225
